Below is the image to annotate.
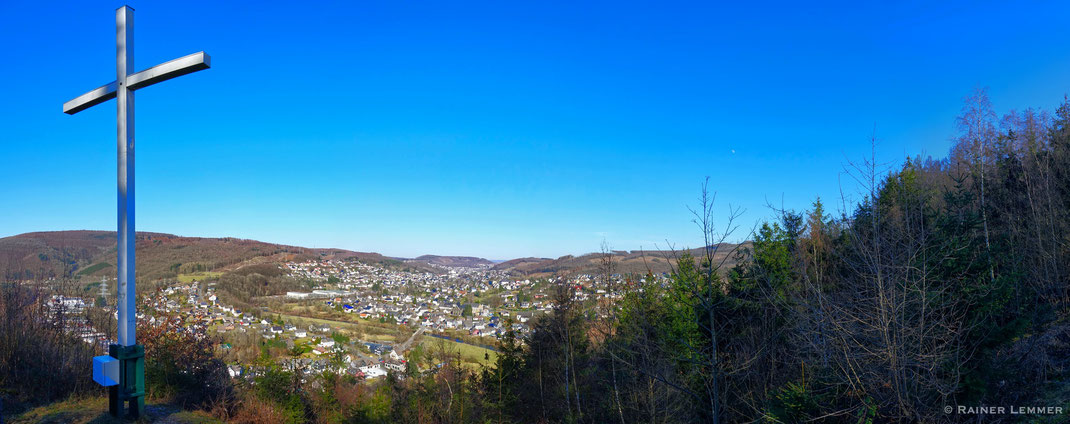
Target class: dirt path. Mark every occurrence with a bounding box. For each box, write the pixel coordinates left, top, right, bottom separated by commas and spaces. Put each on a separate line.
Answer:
396, 327, 426, 352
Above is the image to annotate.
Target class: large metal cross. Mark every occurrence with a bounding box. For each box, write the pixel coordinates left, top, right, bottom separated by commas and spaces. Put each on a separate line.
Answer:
64, 6, 210, 347
64, 6, 209, 418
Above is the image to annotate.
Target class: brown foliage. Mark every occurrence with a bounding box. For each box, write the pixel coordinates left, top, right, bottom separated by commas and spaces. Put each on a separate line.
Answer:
139, 313, 232, 409
0, 282, 98, 408
228, 394, 289, 424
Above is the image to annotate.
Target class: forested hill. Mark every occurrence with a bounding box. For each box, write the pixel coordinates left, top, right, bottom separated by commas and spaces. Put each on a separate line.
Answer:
490, 244, 745, 276
0, 231, 421, 282
409, 254, 496, 268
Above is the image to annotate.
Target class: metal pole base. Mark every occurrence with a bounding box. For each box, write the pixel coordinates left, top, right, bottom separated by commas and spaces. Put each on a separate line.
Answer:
108, 344, 145, 418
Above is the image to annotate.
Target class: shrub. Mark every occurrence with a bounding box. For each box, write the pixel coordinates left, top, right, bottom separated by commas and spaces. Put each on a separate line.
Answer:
140, 314, 232, 409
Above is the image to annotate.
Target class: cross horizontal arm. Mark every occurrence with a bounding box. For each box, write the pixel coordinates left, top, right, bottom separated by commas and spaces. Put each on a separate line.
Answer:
62, 51, 210, 115
127, 51, 210, 91
63, 81, 118, 115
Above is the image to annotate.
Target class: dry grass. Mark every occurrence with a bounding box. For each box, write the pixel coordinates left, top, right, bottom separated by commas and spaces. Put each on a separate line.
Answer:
8, 396, 222, 424
270, 310, 404, 343
177, 272, 223, 283
418, 337, 498, 368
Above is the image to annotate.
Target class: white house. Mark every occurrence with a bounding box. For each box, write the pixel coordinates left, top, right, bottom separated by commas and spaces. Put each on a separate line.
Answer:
359, 364, 387, 379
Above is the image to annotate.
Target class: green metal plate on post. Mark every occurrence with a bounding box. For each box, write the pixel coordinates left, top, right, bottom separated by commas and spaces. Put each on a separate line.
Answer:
108, 343, 145, 418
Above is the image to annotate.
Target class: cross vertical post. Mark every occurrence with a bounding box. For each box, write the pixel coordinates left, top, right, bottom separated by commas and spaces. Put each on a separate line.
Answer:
64, 5, 210, 419
116, 5, 136, 349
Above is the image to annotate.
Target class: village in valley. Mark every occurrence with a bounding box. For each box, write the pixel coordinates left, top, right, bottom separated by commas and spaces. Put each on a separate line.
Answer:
44, 256, 644, 386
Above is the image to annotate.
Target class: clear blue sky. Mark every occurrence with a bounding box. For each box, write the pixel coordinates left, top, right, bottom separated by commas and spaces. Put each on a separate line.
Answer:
2, 1, 1069, 259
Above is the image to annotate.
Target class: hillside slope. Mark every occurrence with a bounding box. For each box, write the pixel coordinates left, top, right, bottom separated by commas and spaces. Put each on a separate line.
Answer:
0, 231, 432, 282
410, 255, 495, 268
0, 230, 746, 282
491, 244, 747, 276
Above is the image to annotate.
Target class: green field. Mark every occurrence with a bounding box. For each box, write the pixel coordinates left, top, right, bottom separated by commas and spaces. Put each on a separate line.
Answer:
76, 261, 111, 276
177, 271, 223, 283
270, 311, 401, 343
418, 336, 498, 367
